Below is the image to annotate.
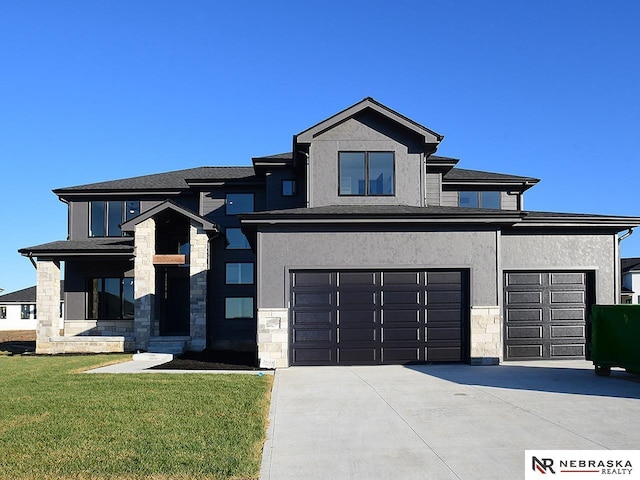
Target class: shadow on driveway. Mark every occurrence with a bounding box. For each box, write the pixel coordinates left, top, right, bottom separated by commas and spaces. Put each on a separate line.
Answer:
404, 362, 640, 399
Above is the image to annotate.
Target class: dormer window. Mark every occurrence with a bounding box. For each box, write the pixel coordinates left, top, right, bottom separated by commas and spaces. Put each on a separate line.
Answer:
339, 152, 394, 196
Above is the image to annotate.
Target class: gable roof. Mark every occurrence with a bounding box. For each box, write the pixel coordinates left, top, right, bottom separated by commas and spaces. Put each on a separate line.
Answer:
0, 282, 64, 303
53, 166, 258, 196
295, 97, 443, 145
120, 200, 219, 233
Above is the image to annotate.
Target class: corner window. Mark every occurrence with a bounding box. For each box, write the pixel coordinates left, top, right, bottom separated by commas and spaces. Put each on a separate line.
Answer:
226, 263, 254, 285
339, 152, 394, 196
226, 193, 254, 215
458, 191, 501, 209
225, 297, 254, 320
87, 278, 134, 320
282, 180, 297, 197
225, 228, 251, 250
90, 200, 140, 237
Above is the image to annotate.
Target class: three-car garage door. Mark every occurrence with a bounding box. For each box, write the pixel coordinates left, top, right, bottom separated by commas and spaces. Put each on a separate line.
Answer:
504, 271, 593, 360
290, 269, 468, 365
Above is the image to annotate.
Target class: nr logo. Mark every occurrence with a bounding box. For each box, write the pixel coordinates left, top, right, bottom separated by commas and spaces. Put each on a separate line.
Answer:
532, 457, 556, 474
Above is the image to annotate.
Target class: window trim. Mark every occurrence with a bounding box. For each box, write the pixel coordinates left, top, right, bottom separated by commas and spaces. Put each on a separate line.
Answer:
338, 151, 395, 197
225, 262, 255, 285
225, 193, 255, 215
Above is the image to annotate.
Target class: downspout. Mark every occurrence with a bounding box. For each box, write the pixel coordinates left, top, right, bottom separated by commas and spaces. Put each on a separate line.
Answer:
616, 229, 634, 304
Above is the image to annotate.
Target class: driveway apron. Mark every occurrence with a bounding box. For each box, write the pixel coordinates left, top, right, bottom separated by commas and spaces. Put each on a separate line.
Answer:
260, 361, 640, 480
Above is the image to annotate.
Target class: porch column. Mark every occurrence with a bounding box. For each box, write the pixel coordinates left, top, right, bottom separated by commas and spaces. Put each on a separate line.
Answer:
189, 221, 208, 351
35, 258, 61, 354
134, 217, 156, 350
470, 306, 502, 365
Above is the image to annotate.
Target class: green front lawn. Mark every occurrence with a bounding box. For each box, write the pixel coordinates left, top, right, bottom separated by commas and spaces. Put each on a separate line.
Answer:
0, 354, 273, 480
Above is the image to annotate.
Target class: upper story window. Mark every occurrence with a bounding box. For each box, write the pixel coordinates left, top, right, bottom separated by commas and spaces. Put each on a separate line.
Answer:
90, 200, 140, 237
339, 152, 394, 196
225, 228, 251, 250
282, 179, 297, 197
226, 193, 254, 215
458, 191, 501, 209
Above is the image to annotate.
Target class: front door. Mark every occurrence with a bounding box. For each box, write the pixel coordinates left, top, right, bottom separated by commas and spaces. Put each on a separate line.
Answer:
157, 266, 190, 336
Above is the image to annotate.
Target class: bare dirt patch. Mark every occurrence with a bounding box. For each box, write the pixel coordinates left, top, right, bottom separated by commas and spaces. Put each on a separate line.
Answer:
0, 330, 36, 354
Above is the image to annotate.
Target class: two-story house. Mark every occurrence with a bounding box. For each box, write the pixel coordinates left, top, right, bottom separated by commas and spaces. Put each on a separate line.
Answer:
20, 97, 640, 366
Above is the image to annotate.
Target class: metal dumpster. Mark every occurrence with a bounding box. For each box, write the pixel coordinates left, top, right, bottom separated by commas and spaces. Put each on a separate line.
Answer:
589, 305, 640, 376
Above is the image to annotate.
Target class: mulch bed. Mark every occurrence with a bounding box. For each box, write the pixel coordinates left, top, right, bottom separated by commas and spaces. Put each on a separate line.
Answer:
149, 349, 271, 371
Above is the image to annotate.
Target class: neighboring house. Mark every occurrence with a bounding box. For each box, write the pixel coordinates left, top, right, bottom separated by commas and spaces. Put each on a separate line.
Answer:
19, 97, 640, 366
0, 283, 64, 331
621, 258, 640, 304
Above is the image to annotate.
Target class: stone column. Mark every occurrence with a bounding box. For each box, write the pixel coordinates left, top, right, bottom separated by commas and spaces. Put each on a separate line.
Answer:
134, 218, 156, 350
257, 308, 289, 368
189, 221, 208, 351
470, 306, 502, 365
35, 259, 61, 353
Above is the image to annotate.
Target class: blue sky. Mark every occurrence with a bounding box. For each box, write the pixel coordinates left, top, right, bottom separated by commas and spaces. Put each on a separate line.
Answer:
1, 0, 639, 293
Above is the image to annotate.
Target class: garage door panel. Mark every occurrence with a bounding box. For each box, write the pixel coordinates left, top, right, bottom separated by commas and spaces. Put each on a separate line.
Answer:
293, 328, 333, 343
382, 309, 420, 323
291, 269, 467, 365
293, 292, 332, 307
382, 271, 420, 285
293, 348, 335, 364
293, 272, 333, 287
504, 271, 590, 361
550, 291, 584, 304
382, 348, 420, 363
506, 272, 543, 286
382, 327, 420, 341
507, 325, 542, 339
550, 325, 585, 338
550, 344, 585, 357
507, 344, 543, 359
426, 346, 462, 362
292, 310, 333, 325
506, 308, 542, 322
383, 291, 420, 306
550, 308, 585, 321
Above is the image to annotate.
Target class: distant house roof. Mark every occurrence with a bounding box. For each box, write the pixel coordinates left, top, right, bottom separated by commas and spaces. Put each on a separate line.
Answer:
622, 257, 640, 273
0, 282, 64, 303
53, 166, 258, 196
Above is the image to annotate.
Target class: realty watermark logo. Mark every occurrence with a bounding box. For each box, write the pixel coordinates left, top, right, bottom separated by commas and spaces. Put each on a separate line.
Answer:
525, 451, 640, 479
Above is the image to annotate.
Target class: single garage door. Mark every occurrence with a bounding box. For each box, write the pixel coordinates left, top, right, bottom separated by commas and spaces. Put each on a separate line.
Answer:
504, 271, 594, 360
290, 269, 468, 365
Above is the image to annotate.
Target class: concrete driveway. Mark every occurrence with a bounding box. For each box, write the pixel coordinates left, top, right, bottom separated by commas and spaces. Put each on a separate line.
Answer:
260, 361, 640, 480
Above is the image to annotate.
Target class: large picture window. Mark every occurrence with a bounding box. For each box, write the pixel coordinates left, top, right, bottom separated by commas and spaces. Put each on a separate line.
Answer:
90, 200, 140, 237
87, 278, 135, 320
339, 152, 394, 196
458, 191, 501, 209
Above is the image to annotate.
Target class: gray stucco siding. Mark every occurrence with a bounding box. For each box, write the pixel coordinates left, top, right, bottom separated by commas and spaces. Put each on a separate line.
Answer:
256, 227, 500, 308
308, 118, 425, 208
500, 232, 617, 304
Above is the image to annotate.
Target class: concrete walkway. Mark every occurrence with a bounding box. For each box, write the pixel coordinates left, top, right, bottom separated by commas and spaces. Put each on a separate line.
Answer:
260, 361, 640, 480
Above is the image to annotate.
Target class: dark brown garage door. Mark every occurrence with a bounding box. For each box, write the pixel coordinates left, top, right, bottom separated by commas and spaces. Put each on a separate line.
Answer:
290, 270, 468, 365
504, 271, 594, 360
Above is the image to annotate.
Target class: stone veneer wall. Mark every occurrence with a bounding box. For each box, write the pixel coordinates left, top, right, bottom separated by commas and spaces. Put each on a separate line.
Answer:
470, 306, 502, 365
64, 320, 134, 337
134, 217, 156, 350
189, 221, 208, 351
257, 308, 289, 368
35, 259, 61, 354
